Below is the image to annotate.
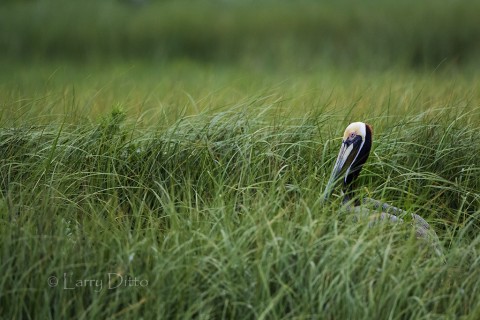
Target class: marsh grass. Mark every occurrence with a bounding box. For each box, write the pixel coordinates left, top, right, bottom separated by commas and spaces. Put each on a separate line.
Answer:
2, 0, 480, 316
1, 104, 479, 318
2, 0, 480, 69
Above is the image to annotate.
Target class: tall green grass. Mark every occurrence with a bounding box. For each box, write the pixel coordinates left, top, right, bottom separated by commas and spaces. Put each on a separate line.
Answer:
2, 0, 480, 316
1, 105, 479, 318
2, 60, 480, 125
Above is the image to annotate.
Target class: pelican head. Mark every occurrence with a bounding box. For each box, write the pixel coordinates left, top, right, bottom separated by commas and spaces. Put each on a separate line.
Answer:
323, 122, 373, 203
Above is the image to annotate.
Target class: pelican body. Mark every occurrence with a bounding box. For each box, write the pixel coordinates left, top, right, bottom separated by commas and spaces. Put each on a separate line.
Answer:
323, 122, 442, 257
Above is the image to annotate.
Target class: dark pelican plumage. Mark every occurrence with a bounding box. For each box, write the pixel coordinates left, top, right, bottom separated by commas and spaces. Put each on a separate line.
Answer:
323, 122, 443, 257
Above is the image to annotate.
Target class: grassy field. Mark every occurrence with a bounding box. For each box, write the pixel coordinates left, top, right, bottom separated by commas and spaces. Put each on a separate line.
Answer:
2, 0, 480, 319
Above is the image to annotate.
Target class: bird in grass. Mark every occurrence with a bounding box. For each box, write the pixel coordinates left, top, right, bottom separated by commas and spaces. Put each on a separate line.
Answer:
322, 122, 443, 257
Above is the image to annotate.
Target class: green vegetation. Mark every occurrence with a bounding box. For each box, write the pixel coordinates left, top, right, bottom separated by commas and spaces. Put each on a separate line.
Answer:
1, 0, 480, 319
2, 0, 480, 68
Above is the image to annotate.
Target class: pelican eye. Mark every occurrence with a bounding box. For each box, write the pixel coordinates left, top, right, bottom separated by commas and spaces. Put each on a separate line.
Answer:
348, 132, 357, 140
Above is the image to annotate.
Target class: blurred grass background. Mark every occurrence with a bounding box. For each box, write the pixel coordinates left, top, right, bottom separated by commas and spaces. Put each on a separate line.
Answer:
1, 0, 480, 68
2, 0, 480, 124
2, 0, 480, 123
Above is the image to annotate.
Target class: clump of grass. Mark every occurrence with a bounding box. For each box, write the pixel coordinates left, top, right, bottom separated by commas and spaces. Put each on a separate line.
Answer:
1, 106, 479, 318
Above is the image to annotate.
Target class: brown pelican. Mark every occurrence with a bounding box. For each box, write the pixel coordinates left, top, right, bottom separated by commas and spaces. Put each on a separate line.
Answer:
323, 122, 443, 257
